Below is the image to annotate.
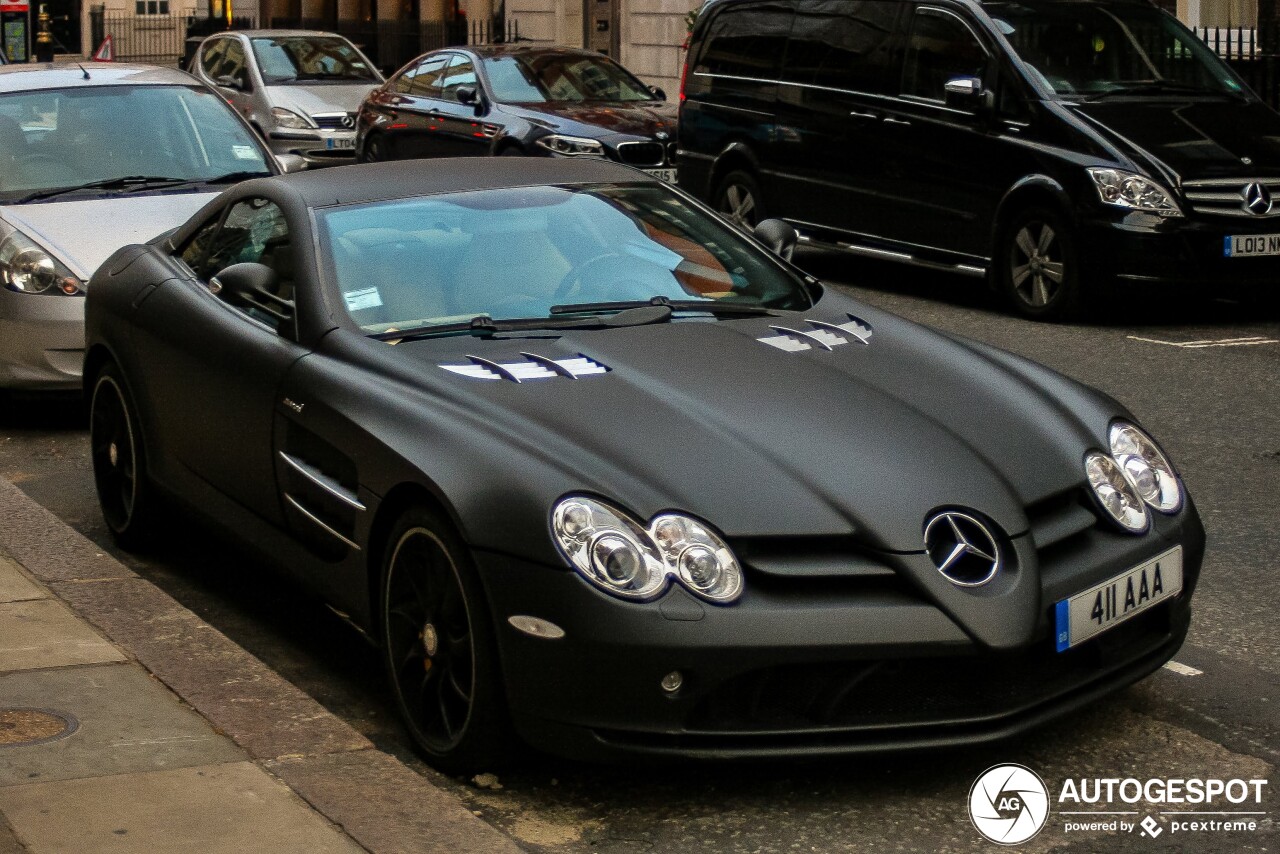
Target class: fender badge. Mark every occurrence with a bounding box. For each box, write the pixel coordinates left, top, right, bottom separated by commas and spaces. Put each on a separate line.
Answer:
282, 398, 305, 413
1242, 156, 1254, 165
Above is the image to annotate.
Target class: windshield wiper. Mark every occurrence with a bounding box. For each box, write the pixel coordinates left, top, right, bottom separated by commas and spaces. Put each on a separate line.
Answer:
16, 175, 193, 204
137, 171, 272, 191
550, 296, 784, 316
371, 304, 674, 342
1087, 81, 1230, 100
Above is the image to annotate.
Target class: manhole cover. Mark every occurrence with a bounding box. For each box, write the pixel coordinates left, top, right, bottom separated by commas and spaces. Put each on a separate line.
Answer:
0, 709, 77, 747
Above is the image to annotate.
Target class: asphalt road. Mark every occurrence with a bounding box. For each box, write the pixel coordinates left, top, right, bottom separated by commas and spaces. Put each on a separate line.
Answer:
1, 250, 1277, 853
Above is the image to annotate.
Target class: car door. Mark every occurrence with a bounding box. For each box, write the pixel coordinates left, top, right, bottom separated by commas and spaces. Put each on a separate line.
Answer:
390, 53, 454, 159
211, 36, 256, 122
430, 53, 495, 156
772, 0, 904, 239
129, 196, 307, 527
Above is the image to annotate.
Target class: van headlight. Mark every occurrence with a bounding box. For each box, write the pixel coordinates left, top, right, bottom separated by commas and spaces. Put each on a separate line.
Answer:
0, 224, 82, 296
1087, 167, 1183, 217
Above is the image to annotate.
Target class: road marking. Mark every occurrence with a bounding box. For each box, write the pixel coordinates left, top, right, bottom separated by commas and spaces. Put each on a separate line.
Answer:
1128, 335, 1279, 348
1163, 660, 1204, 676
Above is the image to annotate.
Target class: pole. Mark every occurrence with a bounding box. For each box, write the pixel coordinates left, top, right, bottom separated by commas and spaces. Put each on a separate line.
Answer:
33, 2, 52, 61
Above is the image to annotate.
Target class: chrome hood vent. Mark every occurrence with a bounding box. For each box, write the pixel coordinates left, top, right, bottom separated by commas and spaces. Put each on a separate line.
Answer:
758, 315, 873, 352
440, 353, 610, 382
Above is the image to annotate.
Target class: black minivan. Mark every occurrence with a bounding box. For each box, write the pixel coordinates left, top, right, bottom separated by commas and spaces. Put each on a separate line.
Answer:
678, 0, 1280, 319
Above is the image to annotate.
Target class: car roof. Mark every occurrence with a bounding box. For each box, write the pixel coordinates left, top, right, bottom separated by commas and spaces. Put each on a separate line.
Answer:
452, 44, 622, 61
262, 158, 662, 208
208, 29, 349, 39
0, 63, 198, 93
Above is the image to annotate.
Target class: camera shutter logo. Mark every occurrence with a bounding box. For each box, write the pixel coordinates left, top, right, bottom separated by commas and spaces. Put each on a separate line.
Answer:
969, 764, 1050, 845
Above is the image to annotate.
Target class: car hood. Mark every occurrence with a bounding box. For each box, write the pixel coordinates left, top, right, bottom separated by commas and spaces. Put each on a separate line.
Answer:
388, 293, 1114, 555
502, 100, 677, 139
0, 192, 218, 281
1069, 98, 1280, 180
266, 83, 380, 118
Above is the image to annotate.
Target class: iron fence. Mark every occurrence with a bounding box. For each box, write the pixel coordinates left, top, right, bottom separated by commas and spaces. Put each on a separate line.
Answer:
88, 6, 213, 65
1196, 23, 1280, 109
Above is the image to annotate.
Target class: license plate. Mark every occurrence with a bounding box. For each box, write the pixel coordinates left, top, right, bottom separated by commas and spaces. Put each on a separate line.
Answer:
645, 167, 678, 184
327, 137, 356, 150
1055, 546, 1182, 652
1224, 233, 1280, 257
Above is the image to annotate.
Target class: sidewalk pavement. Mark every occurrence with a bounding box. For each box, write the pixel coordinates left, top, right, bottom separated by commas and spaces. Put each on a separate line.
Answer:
0, 476, 522, 854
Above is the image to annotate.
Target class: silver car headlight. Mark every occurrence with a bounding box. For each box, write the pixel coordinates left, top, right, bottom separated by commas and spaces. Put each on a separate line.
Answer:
551, 496, 743, 604
0, 224, 81, 296
1109, 421, 1182, 514
1085, 451, 1149, 534
271, 107, 314, 130
1087, 167, 1183, 217
535, 134, 605, 157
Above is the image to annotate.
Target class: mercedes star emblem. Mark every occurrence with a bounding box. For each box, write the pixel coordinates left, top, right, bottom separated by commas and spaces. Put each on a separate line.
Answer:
1244, 182, 1273, 216
924, 511, 1002, 587
341, 114, 356, 129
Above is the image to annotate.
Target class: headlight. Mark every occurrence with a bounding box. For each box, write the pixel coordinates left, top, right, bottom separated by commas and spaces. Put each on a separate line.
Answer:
0, 226, 81, 295
535, 134, 605, 157
270, 107, 314, 130
1109, 421, 1182, 513
1087, 167, 1183, 217
551, 496, 743, 603
1085, 451, 1149, 534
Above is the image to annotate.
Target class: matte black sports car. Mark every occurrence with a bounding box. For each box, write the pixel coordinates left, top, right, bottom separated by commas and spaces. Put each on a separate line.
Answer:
85, 159, 1204, 772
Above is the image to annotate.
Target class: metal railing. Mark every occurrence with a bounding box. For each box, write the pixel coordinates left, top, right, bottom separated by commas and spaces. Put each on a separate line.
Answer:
1195, 23, 1280, 109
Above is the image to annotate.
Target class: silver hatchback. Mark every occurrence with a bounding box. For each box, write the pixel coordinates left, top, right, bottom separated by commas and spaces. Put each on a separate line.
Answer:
190, 30, 384, 167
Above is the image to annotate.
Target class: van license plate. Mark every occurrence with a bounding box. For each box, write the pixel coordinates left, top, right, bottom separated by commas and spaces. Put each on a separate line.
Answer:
1224, 234, 1280, 257
1054, 546, 1182, 651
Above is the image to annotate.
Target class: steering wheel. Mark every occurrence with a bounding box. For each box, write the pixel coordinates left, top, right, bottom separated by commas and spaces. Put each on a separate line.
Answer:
552, 253, 658, 303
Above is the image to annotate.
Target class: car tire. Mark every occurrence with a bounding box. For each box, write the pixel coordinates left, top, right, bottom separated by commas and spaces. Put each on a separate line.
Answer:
361, 134, 388, 163
715, 169, 766, 230
89, 362, 156, 550
499, 146, 525, 156
380, 506, 511, 775
999, 206, 1084, 321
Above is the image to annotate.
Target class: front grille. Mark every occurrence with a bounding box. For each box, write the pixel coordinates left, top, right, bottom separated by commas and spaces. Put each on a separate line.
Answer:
311, 112, 356, 131
1183, 178, 1280, 218
689, 606, 1172, 733
615, 141, 665, 167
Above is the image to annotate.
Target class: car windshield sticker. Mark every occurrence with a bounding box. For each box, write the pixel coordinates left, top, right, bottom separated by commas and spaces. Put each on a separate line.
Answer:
232, 145, 259, 160
344, 287, 384, 311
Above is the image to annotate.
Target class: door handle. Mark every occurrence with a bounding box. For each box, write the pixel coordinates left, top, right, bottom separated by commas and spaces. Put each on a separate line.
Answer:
883, 116, 912, 126
848, 109, 879, 120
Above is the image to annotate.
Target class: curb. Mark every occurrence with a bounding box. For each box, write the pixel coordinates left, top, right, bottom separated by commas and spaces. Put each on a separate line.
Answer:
0, 475, 522, 854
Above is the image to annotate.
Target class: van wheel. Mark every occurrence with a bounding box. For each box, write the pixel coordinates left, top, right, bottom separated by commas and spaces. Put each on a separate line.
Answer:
999, 207, 1083, 321
715, 170, 765, 230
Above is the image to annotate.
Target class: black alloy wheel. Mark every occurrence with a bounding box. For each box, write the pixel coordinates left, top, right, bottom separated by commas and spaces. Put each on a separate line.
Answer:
361, 134, 387, 163
89, 363, 154, 549
715, 169, 765, 230
1001, 206, 1083, 321
381, 507, 509, 774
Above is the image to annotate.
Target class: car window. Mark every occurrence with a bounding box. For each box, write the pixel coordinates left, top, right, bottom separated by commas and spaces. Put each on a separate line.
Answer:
395, 54, 450, 97
184, 198, 295, 331
218, 38, 251, 89
902, 7, 988, 102
250, 35, 378, 83
695, 1, 794, 81
200, 38, 227, 78
783, 0, 900, 94
439, 54, 477, 103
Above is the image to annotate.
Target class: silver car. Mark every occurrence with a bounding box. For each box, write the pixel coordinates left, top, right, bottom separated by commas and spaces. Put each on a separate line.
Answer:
190, 30, 384, 167
0, 63, 288, 391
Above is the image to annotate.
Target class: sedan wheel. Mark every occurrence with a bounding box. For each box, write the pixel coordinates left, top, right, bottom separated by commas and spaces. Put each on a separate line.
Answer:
1001, 207, 1083, 321
381, 509, 509, 773
715, 170, 765, 231
89, 364, 154, 549
362, 134, 387, 163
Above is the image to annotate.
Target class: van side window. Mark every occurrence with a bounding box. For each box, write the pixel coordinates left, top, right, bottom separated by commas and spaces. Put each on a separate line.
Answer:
695, 2, 793, 81
784, 0, 899, 94
902, 8, 988, 102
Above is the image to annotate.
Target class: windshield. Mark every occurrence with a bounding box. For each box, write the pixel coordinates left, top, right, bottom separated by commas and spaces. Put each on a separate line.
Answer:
319, 183, 811, 332
251, 36, 379, 83
482, 54, 655, 103
988, 2, 1245, 98
0, 85, 270, 201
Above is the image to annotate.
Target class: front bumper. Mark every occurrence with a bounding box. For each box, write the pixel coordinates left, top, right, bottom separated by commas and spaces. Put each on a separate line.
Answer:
1082, 208, 1280, 289
0, 286, 85, 390
475, 504, 1205, 761
268, 130, 357, 166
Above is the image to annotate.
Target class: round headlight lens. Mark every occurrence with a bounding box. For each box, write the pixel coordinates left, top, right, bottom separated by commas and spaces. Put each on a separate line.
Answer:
10, 246, 58, 293
650, 512, 743, 603
1109, 421, 1182, 513
1085, 451, 1149, 533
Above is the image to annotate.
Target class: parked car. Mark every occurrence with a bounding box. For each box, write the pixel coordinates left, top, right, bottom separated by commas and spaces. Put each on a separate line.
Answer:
0, 63, 291, 391
356, 46, 677, 181
680, 0, 1280, 319
190, 30, 384, 167
86, 158, 1202, 772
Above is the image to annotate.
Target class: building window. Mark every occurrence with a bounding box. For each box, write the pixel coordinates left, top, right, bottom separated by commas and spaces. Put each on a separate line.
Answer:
134, 1, 171, 14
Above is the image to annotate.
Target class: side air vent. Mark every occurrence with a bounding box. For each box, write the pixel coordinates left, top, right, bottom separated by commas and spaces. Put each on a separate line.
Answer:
758, 315, 873, 352
440, 353, 610, 382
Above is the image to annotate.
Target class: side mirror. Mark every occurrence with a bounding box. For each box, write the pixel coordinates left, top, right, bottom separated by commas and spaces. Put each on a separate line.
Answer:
456, 84, 479, 105
275, 153, 308, 174
215, 74, 244, 91
209, 262, 293, 325
648, 85, 667, 101
943, 76, 988, 110
754, 218, 798, 262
